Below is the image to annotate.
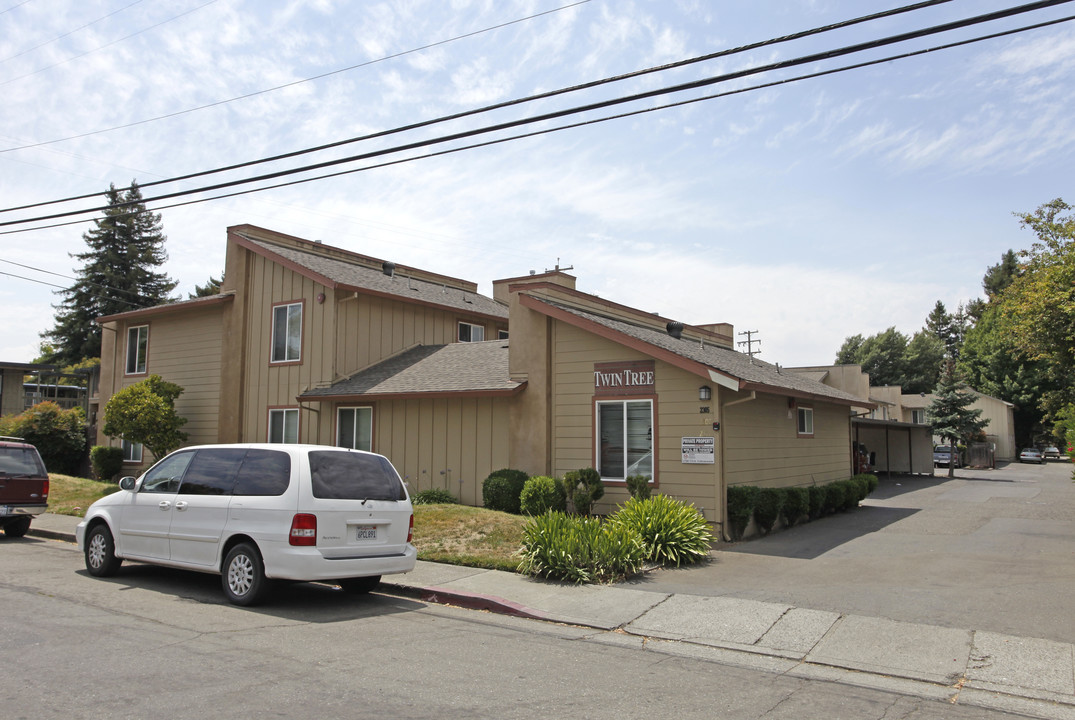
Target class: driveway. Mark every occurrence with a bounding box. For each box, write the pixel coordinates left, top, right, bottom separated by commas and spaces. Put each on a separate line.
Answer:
631, 460, 1075, 644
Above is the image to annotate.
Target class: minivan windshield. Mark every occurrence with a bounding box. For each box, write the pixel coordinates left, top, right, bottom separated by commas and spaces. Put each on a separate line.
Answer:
308, 451, 406, 501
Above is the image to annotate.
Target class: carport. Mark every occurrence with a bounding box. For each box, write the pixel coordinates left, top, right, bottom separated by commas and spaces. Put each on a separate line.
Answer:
852, 418, 934, 476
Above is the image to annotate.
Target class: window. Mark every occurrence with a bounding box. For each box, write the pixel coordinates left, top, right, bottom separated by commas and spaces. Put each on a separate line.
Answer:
337, 407, 373, 451
797, 406, 814, 437
597, 400, 653, 480
912, 409, 926, 424
125, 325, 148, 375
122, 439, 143, 463
232, 449, 291, 496
309, 451, 406, 501
269, 408, 299, 443
271, 302, 302, 363
140, 451, 195, 493
497, 329, 509, 339
458, 321, 484, 342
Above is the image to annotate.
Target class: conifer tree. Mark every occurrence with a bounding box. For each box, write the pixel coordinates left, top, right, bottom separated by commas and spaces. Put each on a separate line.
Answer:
927, 361, 988, 477
42, 182, 176, 366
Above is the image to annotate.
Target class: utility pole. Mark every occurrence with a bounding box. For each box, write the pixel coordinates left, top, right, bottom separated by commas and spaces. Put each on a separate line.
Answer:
738, 330, 761, 363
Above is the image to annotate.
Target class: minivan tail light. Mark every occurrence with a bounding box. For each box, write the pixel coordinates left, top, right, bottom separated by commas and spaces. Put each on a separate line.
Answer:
289, 513, 317, 546
407, 513, 414, 544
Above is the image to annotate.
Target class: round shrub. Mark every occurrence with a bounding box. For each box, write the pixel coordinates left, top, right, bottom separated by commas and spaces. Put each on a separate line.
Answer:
611, 494, 713, 566
519, 511, 645, 583
520, 475, 566, 515
753, 487, 786, 535
726, 485, 760, 540
782, 487, 809, 527
482, 469, 529, 514
823, 482, 846, 515
90, 445, 124, 482
412, 488, 458, 505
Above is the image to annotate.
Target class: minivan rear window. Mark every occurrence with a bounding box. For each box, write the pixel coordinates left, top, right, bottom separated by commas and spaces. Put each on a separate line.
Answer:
308, 451, 406, 501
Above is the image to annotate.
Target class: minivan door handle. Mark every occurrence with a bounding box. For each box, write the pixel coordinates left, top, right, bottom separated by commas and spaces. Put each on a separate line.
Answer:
158, 500, 172, 510
174, 501, 188, 511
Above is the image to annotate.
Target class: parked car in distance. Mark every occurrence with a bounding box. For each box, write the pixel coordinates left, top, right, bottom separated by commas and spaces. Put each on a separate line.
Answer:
1019, 448, 1044, 464
0, 437, 49, 538
76, 444, 416, 606
1042, 446, 1061, 460
933, 445, 960, 468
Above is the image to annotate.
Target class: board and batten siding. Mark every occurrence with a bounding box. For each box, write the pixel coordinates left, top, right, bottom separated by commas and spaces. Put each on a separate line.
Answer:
724, 394, 851, 488
369, 396, 510, 505
549, 322, 722, 521
99, 308, 224, 466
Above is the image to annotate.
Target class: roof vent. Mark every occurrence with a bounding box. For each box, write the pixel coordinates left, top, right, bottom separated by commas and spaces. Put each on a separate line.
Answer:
382, 261, 395, 277
666, 321, 684, 339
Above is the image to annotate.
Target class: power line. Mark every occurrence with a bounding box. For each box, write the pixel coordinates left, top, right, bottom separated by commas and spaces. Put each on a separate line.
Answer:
0, 0, 146, 65
0, 0, 594, 151
0, 0, 958, 203
6, 9, 1071, 238
0, 0, 219, 88
2, 0, 1068, 230
0, 256, 159, 306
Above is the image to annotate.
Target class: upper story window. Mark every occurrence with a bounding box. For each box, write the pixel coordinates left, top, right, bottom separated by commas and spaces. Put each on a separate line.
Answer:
497, 329, 509, 340
125, 325, 148, 375
458, 321, 485, 343
797, 406, 814, 437
271, 302, 302, 363
911, 409, 926, 424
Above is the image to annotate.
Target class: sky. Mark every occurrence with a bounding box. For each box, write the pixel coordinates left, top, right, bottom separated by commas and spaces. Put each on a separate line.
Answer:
1, 0, 1073, 368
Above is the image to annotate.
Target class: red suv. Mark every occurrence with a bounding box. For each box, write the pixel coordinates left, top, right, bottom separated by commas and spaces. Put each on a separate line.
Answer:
0, 437, 50, 538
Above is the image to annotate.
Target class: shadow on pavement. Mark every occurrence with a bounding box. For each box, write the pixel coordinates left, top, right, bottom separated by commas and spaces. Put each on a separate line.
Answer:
722, 505, 918, 560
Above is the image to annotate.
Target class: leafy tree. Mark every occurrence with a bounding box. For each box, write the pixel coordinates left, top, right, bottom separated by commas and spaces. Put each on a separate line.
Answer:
902, 331, 945, 394
927, 361, 988, 478
0, 402, 86, 474
855, 327, 908, 386
996, 198, 1075, 438
835, 334, 864, 365
189, 273, 223, 298
42, 182, 177, 367
102, 375, 188, 462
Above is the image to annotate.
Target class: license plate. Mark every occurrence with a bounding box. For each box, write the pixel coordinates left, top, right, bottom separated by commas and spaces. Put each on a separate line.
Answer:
355, 525, 376, 541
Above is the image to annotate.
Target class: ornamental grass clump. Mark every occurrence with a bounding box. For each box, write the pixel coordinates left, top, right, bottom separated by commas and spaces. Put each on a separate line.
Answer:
610, 494, 713, 566
518, 511, 645, 583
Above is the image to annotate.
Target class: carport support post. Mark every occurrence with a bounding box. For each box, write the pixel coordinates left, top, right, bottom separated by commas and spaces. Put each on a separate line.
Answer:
885, 425, 892, 478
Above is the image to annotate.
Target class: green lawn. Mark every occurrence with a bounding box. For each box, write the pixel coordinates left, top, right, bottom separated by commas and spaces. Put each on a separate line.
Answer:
47, 474, 118, 516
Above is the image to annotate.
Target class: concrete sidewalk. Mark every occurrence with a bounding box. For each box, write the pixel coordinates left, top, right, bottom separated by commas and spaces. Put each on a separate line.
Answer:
29, 513, 1075, 720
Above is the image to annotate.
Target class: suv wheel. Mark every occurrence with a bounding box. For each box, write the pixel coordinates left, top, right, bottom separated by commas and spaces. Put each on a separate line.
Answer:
85, 524, 123, 576
222, 543, 269, 606
3, 516, 32, 538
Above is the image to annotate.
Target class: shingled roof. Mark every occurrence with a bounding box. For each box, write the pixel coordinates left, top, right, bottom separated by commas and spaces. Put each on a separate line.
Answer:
299, 341, 523, 400
525, 297, 869, 407
237, 233, 508, 321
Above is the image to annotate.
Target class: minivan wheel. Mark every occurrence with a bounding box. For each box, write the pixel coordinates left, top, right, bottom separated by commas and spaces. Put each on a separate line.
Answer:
3, 516, 32, 538
339, 575, 381, 595
222, 543, 268, 606
85, 524, 122, 576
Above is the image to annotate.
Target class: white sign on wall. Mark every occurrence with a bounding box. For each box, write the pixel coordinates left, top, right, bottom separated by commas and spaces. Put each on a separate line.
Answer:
681, 437, 715, 464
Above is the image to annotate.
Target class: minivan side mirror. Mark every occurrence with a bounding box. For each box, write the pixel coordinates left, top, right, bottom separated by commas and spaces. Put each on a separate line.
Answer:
119, 476, 137, 491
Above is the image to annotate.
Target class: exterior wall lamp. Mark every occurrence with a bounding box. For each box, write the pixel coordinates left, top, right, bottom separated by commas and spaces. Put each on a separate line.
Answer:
699, 385, 712, 401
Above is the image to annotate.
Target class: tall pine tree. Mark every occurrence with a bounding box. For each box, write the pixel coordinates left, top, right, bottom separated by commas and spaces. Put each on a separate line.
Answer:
42, 182, 176, 366
927, 360, 988, 478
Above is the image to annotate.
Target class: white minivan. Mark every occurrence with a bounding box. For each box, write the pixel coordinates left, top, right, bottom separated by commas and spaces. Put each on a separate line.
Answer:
76, 444, 416, 606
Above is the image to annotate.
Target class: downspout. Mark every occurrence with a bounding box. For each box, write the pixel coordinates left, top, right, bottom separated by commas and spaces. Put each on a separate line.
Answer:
718, 391, 756, 542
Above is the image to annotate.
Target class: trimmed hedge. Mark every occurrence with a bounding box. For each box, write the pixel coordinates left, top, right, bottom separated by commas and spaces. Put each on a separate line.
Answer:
728, 474, 880, 540
90, 445, 124, 482
563, 467, 604, 515
0, 401, 86, 475
625, 474, 652, 500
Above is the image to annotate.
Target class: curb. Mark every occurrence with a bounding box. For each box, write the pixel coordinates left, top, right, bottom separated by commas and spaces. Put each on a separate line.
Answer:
381, 581, 554, 622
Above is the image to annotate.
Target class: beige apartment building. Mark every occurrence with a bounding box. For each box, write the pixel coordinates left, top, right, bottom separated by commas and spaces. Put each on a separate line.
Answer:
97, 224, 870, 537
